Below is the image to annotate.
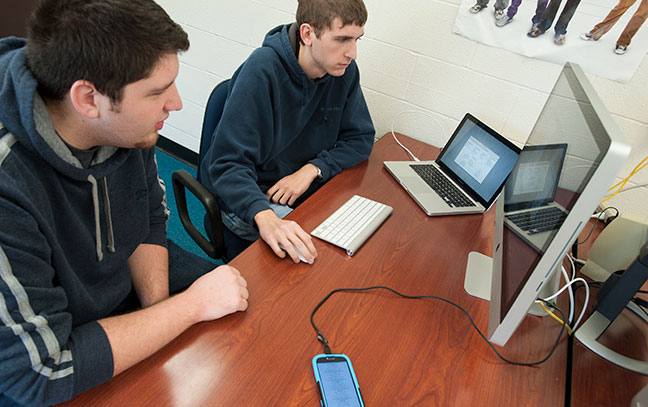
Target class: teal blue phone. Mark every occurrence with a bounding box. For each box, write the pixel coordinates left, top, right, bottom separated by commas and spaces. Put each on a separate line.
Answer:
312, 354, 364, 407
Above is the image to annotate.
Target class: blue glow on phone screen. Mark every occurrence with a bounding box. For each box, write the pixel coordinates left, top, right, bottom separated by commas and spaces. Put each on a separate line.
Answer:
318, 361, 361, 407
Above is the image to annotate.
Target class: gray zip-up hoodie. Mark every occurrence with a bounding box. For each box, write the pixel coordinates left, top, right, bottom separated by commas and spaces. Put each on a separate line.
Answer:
0, 37, 169, 406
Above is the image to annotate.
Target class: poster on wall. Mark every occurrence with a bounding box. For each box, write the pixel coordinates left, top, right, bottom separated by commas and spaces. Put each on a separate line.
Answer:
453, 0, 648, 82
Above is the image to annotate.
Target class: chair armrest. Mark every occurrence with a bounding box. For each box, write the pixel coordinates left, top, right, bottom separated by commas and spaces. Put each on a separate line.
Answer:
171, 170, 225, 259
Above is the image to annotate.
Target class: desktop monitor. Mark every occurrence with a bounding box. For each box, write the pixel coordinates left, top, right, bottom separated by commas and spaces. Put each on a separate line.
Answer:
465, 62, 631, 347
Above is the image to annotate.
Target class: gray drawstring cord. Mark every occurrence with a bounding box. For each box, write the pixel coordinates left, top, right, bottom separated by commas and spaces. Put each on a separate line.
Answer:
87, 175, 103, 261
87, 176, 116, 261
101, 177, 115, 253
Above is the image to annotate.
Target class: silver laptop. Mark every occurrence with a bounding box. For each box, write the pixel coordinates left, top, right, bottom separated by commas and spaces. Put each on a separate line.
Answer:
503, 143, 569, 253
384, 113, 520, 216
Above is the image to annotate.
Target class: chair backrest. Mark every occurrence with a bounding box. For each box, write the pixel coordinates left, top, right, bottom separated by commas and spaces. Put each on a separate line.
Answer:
197, 79, 230, 180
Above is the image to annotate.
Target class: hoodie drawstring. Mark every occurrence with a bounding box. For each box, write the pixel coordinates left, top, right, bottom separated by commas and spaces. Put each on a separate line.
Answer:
101, 177, 115, 254
88, 175, 102, 261
87, 175, 116, 261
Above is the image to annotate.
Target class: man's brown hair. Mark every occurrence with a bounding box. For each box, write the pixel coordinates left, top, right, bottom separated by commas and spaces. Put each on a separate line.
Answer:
26, 0, 189, 105
296, 0, 368, 37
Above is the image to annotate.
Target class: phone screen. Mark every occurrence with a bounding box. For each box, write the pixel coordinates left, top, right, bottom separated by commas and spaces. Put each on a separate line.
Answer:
317, 358, 362, 407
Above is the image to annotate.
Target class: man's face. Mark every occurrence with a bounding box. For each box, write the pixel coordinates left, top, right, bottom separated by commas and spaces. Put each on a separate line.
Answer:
96, 53, 182, 149
307, 17, 364, 78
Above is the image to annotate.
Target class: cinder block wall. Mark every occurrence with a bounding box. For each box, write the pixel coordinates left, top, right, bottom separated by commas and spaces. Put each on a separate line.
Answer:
157, 0, 648, 216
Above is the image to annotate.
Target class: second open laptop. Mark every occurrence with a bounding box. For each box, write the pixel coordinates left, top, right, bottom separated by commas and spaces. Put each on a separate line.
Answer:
384, 113, 520, 216
503, 143, 569, 252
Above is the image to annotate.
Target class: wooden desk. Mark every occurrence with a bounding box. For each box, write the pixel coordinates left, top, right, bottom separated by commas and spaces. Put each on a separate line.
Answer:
68, 135, 567, 406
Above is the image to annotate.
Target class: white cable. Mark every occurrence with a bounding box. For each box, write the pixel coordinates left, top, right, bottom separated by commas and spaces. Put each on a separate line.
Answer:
572, 278, 590, 331
389, 110, 447, 162
390, 128, 419, 161
590, 206, 619, 222
603, 182, 648, 198
635, 301, 648, 319
566, 254, 579, 323
563, 254, 590, 330
564, 254, 590, 329
570, 256, 586, 266
540, 275, 590, 331
542, 276, 582, 302
560, 265, 575, 324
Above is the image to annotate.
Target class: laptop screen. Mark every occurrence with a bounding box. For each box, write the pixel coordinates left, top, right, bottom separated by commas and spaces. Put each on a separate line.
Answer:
437, 114, 520, 208
504, 143, 568, 211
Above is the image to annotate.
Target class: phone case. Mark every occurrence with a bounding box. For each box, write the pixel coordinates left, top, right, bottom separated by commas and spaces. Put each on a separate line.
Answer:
312, 354, 364, 407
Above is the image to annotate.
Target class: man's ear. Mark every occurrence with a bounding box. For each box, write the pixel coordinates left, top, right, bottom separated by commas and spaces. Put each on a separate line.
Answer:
69, 80, 101, 119
299, 23, 315, 47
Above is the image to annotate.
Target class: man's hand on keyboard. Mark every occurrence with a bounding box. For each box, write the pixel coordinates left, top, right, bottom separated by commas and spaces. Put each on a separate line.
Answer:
254, 209, 317, 263
266, 164, 319, 206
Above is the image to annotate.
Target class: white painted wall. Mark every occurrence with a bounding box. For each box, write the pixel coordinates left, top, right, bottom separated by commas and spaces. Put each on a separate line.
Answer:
157, 0, 648, 216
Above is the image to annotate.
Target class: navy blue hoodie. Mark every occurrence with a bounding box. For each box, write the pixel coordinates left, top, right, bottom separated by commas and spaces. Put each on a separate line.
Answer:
0, 38, 169, 406
200, 23, 375, 226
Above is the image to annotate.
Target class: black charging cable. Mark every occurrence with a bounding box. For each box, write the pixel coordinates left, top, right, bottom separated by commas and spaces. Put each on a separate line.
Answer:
310, 286, 566, 366
577, 207, 619, 245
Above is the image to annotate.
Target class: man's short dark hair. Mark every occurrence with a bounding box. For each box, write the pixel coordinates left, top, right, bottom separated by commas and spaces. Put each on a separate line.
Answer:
26, 0, 189, 104
296, 0, 368, 38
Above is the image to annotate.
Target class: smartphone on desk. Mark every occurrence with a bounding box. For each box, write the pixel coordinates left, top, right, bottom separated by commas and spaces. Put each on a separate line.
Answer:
312, 354, 364, 407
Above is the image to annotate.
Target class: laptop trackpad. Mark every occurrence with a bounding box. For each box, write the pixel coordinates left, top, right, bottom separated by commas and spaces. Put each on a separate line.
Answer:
401, 177, 432, 194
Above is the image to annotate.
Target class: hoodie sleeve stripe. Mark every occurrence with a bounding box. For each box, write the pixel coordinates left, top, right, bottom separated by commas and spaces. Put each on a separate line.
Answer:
153, 153, 170, 221
0, 126, 17, 167
0, 247, 73, 379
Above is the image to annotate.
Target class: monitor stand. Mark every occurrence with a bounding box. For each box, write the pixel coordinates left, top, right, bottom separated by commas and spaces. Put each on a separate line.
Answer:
574, 303, 648, 375
574, 241, 648, 375
464, 252, 493, 301
464, 251, 561, 316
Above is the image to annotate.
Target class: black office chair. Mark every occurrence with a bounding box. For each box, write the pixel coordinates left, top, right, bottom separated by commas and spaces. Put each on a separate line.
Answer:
171, 79, 230, 259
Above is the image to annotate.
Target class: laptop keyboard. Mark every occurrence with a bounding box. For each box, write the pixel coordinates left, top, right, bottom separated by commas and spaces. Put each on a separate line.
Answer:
409, 164, 476, 208
506, 206, 567, 235
311, 195, 392, 256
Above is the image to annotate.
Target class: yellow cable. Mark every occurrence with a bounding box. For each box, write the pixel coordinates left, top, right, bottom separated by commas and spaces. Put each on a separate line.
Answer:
602, 179, 631, 203
608, 157, 646, 191
609, 156, 647, 190
539, 302, 573, 335
602, 155, 648, 204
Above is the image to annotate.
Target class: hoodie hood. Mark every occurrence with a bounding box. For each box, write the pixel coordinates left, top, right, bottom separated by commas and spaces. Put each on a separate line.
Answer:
0, 37, 130, 182
0, 37, 138, 261
261, 24, 332, 100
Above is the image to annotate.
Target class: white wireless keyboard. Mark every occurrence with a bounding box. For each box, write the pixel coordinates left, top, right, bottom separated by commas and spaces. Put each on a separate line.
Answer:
311, 195, 393, 256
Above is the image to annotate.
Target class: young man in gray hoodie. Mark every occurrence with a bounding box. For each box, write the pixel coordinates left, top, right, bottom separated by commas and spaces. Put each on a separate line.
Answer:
0, 1, 248, 405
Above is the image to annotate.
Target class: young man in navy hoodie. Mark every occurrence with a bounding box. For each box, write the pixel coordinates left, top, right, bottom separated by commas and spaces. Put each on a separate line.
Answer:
0, 1, 249, 405
200, 0, 375, 264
